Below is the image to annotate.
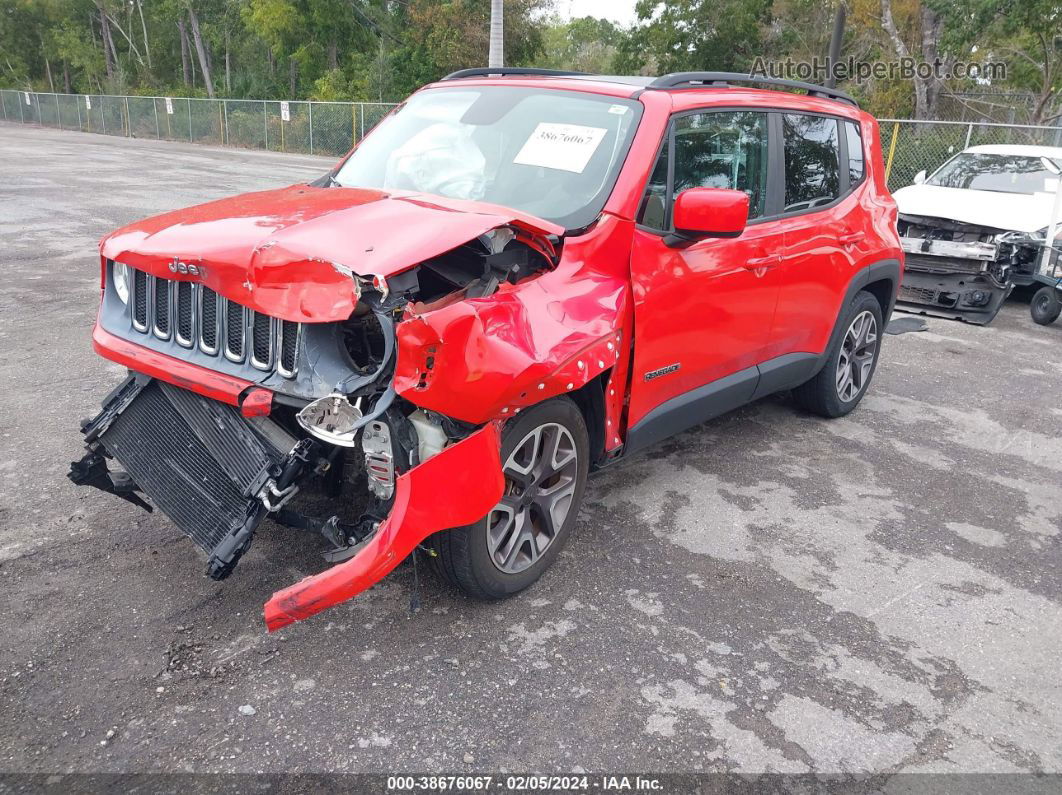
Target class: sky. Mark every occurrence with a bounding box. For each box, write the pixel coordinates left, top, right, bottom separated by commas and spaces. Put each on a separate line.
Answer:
558, 0, 641, 27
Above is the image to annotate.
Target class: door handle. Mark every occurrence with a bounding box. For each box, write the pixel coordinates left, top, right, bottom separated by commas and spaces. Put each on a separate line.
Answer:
745, 253, 781, 269
839, 231, 862, 246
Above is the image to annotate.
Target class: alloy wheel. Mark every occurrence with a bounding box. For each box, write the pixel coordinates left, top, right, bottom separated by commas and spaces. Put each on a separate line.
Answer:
486, 422, 579, 574
835, 310, 878, 402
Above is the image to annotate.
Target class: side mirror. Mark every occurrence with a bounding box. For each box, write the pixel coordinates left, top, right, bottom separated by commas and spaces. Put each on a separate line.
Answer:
913, 169, 927, 185
670, 188, 749, 245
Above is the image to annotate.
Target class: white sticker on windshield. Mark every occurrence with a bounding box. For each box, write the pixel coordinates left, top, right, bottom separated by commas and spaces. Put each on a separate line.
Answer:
513, 123, 607, 174
608, 104, 628, 115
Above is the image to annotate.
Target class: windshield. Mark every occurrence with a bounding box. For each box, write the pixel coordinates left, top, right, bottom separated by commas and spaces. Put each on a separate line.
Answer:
333, 86, 642, 229
927, 153, 1062, 194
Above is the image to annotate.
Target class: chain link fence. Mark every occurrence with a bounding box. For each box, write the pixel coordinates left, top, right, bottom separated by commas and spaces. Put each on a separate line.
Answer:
881, 118, 1062, 192
0, 89, 396, 157
6, 91, 1062, 192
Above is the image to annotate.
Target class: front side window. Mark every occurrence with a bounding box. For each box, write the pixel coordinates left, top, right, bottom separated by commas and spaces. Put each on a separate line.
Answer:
783, 113, 840, 212
333, 86, 642, 230
637, 110, 769, 230
673, 111, 769, 219
927, 153, 1062, 194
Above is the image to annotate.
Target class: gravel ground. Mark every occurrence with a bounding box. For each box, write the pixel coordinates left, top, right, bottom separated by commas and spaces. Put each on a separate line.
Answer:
1, 123, 1061, 776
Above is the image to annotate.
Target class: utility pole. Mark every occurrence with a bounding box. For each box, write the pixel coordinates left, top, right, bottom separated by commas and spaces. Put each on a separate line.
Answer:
824, 2, 846, 89
488, 0, 504, 68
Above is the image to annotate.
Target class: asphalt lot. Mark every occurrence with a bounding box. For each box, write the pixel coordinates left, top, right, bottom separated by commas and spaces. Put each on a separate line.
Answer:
1, 123, 1061, 776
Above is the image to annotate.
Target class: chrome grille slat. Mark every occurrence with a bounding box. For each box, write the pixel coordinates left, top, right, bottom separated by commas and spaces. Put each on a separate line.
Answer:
132, 270, 149, 331
224, 300, 246, 362
277, 321, 300, 378
199, 287, 219, 354
151, 276, 171, 340
175, 282, 195, 347
119, 265, 299, 379
250, 312, 274, 371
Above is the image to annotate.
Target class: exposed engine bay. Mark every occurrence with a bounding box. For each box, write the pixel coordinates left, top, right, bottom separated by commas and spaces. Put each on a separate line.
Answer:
896, 213, 1044, 325
70, 224, 563, 622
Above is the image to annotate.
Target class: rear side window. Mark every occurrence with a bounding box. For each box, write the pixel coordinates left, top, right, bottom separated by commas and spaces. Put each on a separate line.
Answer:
845, 121, 864, 184
783, 114, 840, 212
673, 111, 769, 218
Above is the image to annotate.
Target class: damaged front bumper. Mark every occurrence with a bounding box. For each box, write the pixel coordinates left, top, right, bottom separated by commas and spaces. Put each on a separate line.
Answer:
70, 373, 504, 629
896, 235, 1012, 325
894, 214, 1050, 325
264, 423, 502, 631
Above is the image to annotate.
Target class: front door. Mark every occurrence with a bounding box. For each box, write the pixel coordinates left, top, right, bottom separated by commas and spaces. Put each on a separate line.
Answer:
628, 109, 784, 430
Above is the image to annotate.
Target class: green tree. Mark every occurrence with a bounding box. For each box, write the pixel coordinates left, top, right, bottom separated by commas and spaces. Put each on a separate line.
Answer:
539, 15, 623, 74
929, 0, 1062, 125
383, 0, 549, 99
615, 0, 773, 74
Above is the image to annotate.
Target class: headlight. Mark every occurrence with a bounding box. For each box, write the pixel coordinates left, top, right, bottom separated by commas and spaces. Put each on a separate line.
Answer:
296, 393, 364, 447
112, 262, 130, 304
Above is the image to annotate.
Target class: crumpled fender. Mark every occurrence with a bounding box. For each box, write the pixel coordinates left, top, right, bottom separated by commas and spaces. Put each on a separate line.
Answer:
263, 423, 503, 631
393, 214, 634, 428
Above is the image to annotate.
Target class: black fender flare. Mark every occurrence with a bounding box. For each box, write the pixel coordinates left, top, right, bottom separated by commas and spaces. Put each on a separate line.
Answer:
812, 258, 901, 376
846, 258, 901, 319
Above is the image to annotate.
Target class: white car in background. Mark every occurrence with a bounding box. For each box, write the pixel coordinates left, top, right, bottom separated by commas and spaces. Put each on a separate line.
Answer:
893, 144, 1062, 324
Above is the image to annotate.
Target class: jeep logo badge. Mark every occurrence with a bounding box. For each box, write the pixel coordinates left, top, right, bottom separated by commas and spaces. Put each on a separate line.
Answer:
168, 258, 205, 278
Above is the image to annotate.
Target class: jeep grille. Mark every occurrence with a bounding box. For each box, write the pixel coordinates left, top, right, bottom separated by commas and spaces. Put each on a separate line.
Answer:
124, 266, 301, 378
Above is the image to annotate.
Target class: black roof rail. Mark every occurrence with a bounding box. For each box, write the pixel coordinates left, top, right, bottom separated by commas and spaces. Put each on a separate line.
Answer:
443, 67, 590, 80
647, 72, 858, 107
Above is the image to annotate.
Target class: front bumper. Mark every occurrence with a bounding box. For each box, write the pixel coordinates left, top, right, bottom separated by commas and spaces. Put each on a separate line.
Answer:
93, 320, 257, 407
895, 268, 1013, 325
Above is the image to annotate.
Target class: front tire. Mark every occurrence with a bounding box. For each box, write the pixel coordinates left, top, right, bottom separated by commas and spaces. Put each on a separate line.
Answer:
1031, 286, 1061, 326
793, 290, 883, 418
429, 397, 589, 600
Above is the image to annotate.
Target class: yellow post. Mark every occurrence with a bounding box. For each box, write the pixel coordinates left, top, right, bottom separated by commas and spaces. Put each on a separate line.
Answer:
352, 102, 357, 145
219, 103, 224, 145
884, 121, 900, 182
280, 113, 285, 152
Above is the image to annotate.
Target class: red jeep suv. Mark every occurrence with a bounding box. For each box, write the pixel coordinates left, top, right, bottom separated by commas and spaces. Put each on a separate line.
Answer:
71, 70, 902, 630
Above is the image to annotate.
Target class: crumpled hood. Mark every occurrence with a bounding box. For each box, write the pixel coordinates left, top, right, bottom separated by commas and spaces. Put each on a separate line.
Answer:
893, 183, 1057, 234
100, 184, 563, 323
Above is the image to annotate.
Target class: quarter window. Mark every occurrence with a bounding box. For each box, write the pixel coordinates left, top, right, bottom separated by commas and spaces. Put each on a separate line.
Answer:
639, 143, 670, 230
845, 121, 864, 185
783, 114, 840, 212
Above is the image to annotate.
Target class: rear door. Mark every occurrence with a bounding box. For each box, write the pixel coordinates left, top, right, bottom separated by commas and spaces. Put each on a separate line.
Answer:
629, 109, 785, 428
768, 113, 868, 359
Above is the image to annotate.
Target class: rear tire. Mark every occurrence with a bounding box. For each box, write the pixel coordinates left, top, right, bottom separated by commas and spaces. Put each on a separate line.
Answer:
793, 291, 883, 418
429, 397, 589, 600
1031, 286, 1061, 326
